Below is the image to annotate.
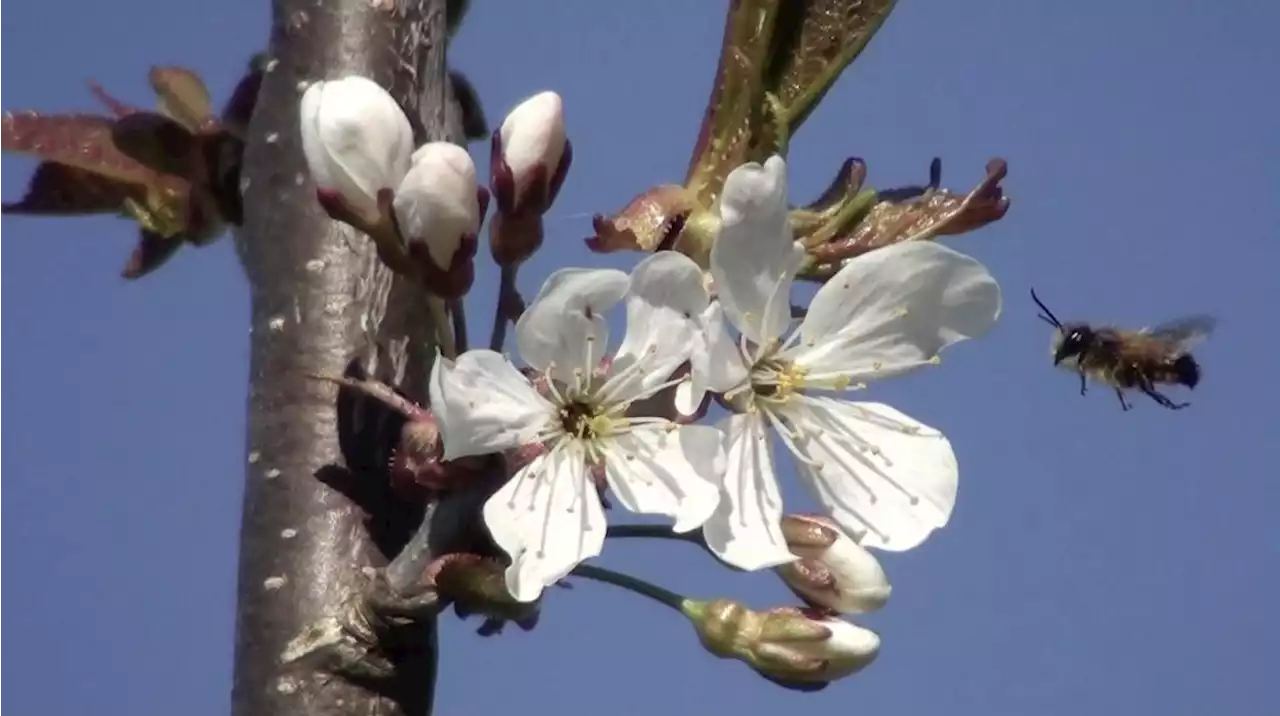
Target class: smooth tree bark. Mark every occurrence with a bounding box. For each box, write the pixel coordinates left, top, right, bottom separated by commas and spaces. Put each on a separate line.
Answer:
232, 0, 460, 714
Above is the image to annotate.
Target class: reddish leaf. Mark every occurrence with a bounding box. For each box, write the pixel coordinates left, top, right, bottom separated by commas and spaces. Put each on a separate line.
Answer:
2, 162, 137, 216
149, 66, 216, 133
2, 111, 173, 189
220, 55, 267, 138
121, 229, 184, 280
805, 158, 1010, 270
111, 112, 200, 179
87, 82, 144, 118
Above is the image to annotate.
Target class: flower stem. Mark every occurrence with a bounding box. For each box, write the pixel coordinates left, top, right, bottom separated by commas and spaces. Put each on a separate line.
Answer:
571, 564, 686, 612
488, 264, 521, 351
448, 297, 469, 353
606, 524, 746, 572
607, 523, 703, 545
427, 296, 457, 359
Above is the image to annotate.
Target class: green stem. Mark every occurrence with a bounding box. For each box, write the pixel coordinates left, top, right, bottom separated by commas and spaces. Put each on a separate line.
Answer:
606, 523, 702, 543
571, 564, 686, 612
605, 524, 746, 572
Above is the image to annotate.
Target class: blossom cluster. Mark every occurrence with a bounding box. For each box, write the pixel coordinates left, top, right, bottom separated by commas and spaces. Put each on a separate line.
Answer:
299, 75, 1003, 685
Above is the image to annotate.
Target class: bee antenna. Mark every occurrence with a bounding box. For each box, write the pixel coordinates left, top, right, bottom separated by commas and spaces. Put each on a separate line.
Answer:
1029, 287, 1064, 329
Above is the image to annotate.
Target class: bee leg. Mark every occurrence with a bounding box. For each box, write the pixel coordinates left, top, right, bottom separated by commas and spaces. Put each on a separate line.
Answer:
1078, 371, 1088, 396
1114, 388, 1132, 411
1142, 386, 1189, 410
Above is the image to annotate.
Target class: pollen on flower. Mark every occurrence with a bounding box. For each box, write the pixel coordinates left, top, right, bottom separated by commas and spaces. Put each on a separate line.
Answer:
559, 400, 598, 439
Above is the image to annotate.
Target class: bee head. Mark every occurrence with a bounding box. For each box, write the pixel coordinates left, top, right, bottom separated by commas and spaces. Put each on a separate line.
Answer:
1031, 288, 1086, 366
1052, 324, 1094, 366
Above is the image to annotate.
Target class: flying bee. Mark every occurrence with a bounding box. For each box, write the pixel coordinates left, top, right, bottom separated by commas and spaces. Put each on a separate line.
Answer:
1030, 288, 1216, 412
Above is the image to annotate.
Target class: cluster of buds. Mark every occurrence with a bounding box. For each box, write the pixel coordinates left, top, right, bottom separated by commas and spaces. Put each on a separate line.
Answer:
299, 76, 491, 299
681, 598, 880, 690
661, 514, 892, 689
299, 76, 572, 303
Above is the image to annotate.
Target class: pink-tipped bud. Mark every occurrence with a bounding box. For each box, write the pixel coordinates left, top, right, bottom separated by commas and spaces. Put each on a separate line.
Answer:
488, 91, 572, 267
393, 142, 488, 297
299, 76, 414, 224
775, 514, 891, 614
494, 91, 568, 214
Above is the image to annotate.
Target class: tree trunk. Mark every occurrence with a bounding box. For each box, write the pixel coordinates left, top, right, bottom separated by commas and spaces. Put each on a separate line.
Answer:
232, 0, 457, 714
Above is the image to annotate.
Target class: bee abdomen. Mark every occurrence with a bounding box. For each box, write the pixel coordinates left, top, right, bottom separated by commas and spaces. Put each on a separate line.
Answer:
1171, 354, 1200, 389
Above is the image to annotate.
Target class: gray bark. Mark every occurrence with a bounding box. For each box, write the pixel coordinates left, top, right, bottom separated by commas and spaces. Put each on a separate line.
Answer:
232, 0, 459, 714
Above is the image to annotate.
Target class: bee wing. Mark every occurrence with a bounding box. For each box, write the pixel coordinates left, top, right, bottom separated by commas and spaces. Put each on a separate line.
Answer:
1140, 315, 1217, 351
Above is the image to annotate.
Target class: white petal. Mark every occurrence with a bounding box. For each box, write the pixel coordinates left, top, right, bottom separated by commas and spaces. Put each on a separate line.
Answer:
516, 267, 629, 385
599, 424, 723, 532
430, 349, 553, 461
685, 301, 752, 414
710, 155, 801, 346
483, 443, 606, 602
393, 142, 480, 266
606, 252, 709, 404
701, 413, 797, 570
790, 242, 1001, 383
784, 397, 958, 552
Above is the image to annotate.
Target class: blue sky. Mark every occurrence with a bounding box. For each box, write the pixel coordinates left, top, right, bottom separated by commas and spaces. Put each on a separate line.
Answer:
4, 1, 1279, 714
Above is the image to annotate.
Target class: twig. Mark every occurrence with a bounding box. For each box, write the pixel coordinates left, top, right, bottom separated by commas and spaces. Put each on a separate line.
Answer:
385, 500, 440, 596
606, 524, 743, 571
427, 296, 457, 359
488, 264, 521, 351
570, 564, 686, 611
448, 298, 469, 354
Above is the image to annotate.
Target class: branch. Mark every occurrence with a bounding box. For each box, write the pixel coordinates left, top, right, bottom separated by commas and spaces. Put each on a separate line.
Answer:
231, 0, 459, 714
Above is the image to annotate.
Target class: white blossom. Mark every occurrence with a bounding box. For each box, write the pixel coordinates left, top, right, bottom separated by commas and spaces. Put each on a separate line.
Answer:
430, 252, 723, 602
298, 75, 414, 221
693, 155, 1002, 570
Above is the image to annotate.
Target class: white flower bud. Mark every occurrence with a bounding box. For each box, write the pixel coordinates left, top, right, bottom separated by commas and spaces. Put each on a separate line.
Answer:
776, 514, 891, 614
393, 142, 481, 267
299, 75, 414, 221
682, 598, 880, 688
796, 617, 881, 682
497, 91, 566, 203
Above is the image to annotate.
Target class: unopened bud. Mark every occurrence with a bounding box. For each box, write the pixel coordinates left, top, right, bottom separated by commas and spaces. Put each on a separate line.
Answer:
682, 598, 880, 688
775, 514, 891, 614
429, 553, 540, 635
299, 76, 414, 225
388, 412, 483, 497
493, 91, 568, 215
488, 91, 572, 268
393, 142, 489, 297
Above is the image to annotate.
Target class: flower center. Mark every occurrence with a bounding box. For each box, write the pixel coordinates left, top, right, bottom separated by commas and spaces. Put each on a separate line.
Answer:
752, 358, 808, 404
559, 399, 602, 439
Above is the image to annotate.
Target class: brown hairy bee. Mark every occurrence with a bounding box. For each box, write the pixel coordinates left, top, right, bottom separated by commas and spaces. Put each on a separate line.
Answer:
1030, 289, 1216, 411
